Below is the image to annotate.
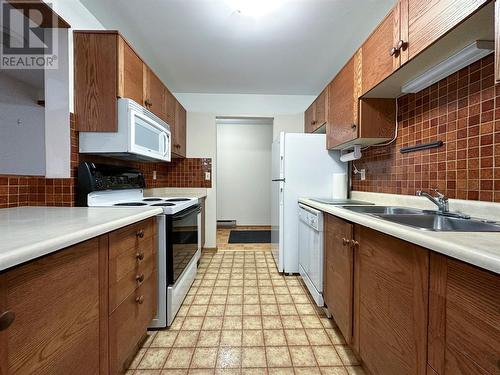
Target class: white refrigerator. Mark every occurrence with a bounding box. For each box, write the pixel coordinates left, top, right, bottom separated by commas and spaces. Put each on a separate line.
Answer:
271, 132, 346, 274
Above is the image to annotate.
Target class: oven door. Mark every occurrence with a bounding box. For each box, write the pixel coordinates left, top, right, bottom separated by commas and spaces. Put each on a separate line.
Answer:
167, 204, 201, 284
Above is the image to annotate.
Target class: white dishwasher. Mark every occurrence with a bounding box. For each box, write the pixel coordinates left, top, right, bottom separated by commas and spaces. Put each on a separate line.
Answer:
298, 203, 324, 306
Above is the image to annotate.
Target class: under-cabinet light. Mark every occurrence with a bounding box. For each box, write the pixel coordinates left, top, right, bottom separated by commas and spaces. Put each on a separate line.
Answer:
401, 40, 494, 94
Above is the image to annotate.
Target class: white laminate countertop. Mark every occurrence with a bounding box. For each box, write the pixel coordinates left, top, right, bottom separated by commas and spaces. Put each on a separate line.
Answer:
0, 206, 163, 272
299, 197, 500, 275
144, 187, 208, 199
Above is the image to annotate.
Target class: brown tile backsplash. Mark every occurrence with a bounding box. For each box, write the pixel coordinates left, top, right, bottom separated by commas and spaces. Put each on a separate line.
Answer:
0, 115, 211, 208
352, 54, 499, 202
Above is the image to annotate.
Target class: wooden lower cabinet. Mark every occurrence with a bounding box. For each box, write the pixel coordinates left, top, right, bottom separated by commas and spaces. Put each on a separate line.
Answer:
109, 272, 157, 375
353, 225, 429, 375
427, 253, 500, 375
324, 214, 354, 344
0, 218, 157, 375
0, 237, 108, 375
321, 218, 500, 375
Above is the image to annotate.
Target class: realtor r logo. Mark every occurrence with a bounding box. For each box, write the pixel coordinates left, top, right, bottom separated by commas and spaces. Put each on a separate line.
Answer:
1, 0, 58, 69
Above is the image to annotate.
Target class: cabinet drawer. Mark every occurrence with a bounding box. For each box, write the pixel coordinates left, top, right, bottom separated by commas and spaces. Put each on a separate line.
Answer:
109, 273, 157, 375
109, 234, 156, 312
109, 218, 155, 256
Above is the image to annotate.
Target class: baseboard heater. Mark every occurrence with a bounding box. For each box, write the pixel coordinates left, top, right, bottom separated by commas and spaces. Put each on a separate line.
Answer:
217, 220, 237, 228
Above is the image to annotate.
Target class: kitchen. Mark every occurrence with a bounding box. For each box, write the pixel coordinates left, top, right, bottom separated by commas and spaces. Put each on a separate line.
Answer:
0, 0, 499, 374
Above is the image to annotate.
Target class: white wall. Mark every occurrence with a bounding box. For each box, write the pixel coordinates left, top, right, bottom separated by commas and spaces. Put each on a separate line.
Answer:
44, 0, 105, 112
217, 123, 273, 226
187, 112, 218, 248
184, 93, 311, 248
273, 113, 305, 138
0, 74, 45, 175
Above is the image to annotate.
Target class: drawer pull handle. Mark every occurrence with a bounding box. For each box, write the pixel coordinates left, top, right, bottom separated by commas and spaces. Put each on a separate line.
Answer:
136, 252, 145, 261
137, 230, 145, 238
136, 274, 145, 284
342, 238, 350, 246
0, 311, 15, 331
136, 296, 145, 305
351, 240, 359, 248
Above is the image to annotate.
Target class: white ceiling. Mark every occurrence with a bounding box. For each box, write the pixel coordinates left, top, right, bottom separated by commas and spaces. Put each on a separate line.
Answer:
80, 0, 396, 95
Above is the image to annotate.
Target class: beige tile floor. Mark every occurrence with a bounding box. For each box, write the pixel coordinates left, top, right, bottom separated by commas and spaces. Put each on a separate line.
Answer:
127, 250, 367, 375
217, 227, 272, 251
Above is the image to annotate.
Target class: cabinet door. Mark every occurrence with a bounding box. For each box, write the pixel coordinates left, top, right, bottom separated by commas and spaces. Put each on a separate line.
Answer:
165, 88, 176, 127
109, 272, 157, 375
362, 6, 402, 94
117, 37, 144, 105
324, 215, 354, 344
354, 226, 429, 375
144, 66, 168, 123
327, 50, 362, 149
173, 100, 187, 157
407, 0, 489, 60
428, 254, 500, 375
314, 88, 328, 129
74, 32, 118, 132
0, 238, 108, 375
304, 103, 314, 133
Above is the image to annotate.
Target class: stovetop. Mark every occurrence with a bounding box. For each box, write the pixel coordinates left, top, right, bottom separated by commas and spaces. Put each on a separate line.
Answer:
87, 189, 199, 214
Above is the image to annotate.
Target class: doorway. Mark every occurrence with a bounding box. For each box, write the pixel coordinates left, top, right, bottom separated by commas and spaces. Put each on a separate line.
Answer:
216, 117, 273, 250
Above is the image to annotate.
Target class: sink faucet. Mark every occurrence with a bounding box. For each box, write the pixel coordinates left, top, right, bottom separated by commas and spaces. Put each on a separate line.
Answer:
416, 189, 449, 213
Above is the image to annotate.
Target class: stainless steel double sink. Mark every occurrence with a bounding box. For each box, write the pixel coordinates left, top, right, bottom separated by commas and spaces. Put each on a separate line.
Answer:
341, 205, 500, 232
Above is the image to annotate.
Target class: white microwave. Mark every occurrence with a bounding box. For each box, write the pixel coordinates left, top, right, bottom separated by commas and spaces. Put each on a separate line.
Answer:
79, 98, 171, 162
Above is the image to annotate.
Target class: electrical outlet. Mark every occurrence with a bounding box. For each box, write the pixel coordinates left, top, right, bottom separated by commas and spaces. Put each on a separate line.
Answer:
153, 170, 157, 180
205, 172, 211, 181
360, 169, 366, 180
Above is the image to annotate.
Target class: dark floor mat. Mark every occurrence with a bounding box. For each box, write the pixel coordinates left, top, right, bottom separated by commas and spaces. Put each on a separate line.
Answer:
228, 230, 271, 244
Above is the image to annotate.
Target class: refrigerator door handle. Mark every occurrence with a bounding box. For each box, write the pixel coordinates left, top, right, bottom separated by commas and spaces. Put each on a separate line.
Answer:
272, 178, 286, 182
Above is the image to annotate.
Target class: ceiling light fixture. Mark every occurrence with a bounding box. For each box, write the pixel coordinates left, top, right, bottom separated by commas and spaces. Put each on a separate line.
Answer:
225, 0, 284, 17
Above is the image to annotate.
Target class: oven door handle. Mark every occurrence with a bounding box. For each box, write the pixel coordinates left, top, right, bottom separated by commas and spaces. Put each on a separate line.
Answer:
172, 206, 201, 220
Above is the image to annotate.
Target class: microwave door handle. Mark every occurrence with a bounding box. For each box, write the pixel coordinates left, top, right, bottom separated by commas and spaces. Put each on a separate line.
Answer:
162, 132, 169, 156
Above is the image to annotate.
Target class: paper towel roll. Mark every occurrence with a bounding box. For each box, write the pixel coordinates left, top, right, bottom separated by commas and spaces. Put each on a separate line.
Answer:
332, 173, 348, 199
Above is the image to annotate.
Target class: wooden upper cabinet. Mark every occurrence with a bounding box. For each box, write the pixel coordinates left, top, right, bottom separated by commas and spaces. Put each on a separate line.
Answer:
362, 5, 404, 95
304, 87, 328, 134
406, 0, 489, 60
173, 100, 187, 158
353, 226, 429, 375
0, 238, 108, 375
427, 254, 500, 375
304, 103, 314, 133
74, 32, 118, 132
327, 49, 396, 150
327, 52, 359, 148
144, 66, 168, 123
315, 88, 328, 128
324, 215, 354, 344
75, 31, 181, 135
165, 89, 176, 126
117, 37, 144, 106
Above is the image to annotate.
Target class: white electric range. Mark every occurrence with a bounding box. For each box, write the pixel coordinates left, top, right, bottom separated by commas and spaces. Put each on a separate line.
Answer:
78, 162, 201, 328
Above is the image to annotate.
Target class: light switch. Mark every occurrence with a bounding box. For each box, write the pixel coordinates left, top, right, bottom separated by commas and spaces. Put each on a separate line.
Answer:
153, 170, 157, 180
205, 172, 211, 181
